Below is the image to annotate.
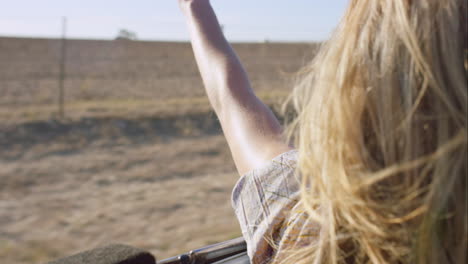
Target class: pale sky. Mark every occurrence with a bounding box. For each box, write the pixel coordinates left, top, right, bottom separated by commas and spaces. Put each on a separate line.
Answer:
1, 0, 348, 42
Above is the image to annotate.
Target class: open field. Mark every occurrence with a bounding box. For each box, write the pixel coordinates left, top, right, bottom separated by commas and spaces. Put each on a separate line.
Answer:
0, 37, 317, 113
0, 37, 318, 263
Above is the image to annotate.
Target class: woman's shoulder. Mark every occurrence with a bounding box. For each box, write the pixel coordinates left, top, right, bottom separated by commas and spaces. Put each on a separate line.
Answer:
232, 149, 299, 207
231, 149, 302, 262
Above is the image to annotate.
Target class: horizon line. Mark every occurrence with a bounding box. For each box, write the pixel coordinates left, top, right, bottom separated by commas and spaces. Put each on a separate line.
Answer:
0, 34, 324, 44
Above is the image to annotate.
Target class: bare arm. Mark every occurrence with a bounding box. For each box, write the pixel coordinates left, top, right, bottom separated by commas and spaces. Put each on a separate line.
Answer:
179, 0, 292, 175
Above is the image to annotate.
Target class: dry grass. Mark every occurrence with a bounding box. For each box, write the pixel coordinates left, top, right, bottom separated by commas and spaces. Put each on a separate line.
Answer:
0, 90, 289, 125
1, 134, 240, 263
0, 37, 318, 263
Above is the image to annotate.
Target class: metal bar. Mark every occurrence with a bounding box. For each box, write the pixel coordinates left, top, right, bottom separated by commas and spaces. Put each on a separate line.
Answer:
158, 237, 248, 264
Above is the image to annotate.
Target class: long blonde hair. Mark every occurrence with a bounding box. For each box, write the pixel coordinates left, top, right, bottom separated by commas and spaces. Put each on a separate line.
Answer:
284, 0, 467, 263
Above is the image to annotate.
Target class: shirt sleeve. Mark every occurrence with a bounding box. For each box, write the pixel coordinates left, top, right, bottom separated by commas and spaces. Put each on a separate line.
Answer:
231, 150, 302, 264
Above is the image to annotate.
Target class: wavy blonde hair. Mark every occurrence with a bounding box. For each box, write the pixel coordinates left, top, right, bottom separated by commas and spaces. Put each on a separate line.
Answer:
283, 0, 467, 263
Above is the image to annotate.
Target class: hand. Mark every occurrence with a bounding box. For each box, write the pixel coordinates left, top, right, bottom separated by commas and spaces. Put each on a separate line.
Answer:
178, 0, 210, 14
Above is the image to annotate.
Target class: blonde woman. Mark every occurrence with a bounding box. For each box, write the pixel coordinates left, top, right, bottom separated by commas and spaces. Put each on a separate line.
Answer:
179, 0, 467, 263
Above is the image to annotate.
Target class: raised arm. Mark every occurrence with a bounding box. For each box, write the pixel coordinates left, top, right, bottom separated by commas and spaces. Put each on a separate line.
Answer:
179, 0, 292, 175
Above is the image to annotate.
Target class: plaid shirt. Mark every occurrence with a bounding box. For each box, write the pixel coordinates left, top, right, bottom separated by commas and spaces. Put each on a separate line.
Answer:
231, 150, 320, 264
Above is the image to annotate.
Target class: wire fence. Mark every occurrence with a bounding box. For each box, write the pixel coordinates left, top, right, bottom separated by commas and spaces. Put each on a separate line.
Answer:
0, 17, 319, 121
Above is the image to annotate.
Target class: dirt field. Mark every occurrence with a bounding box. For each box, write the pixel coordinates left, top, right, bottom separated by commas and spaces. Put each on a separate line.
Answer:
0, 37, 318, 263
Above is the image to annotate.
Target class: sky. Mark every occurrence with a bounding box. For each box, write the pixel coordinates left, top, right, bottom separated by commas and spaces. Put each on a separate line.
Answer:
1, 0, 348, 42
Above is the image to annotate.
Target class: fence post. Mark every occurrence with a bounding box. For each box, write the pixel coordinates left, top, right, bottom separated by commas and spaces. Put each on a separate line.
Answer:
58, 16, 67, 119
